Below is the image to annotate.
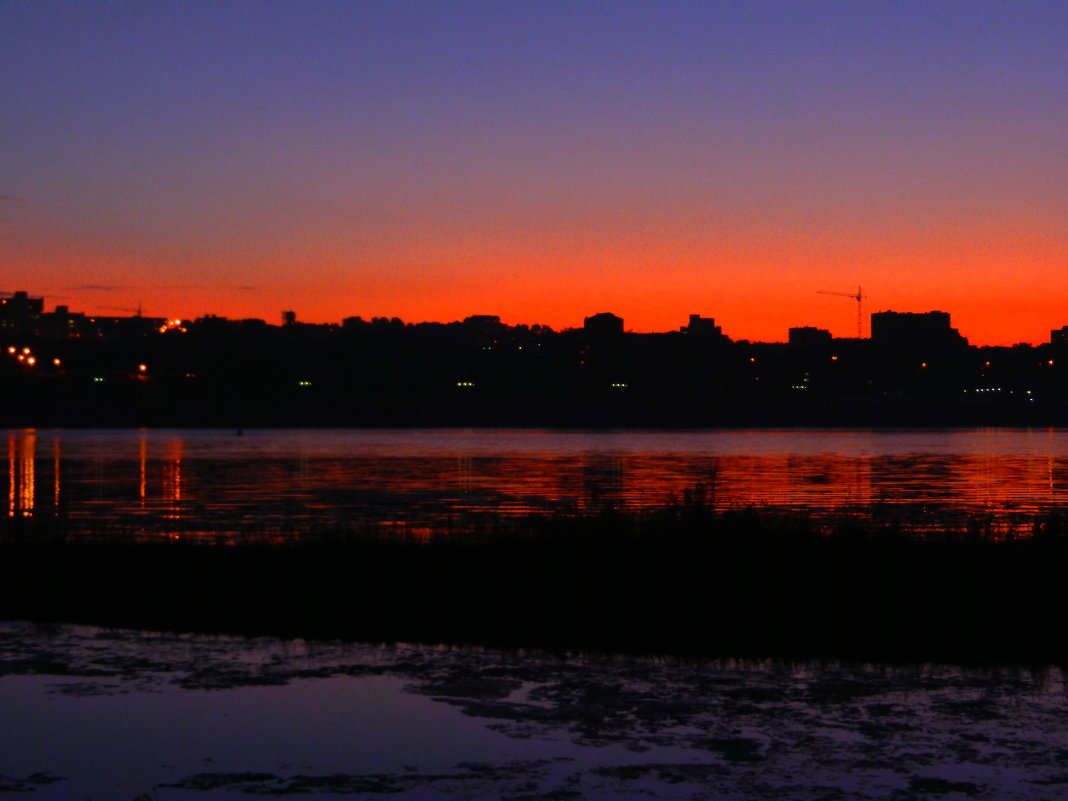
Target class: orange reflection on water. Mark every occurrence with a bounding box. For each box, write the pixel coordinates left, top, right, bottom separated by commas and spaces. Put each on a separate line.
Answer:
52, 438, 61, 508
288, 449, 1068, 525
7, 430, 36, 518
139, 434, 147, 509
161, 438, 183, 521
11, 430, 1068, 539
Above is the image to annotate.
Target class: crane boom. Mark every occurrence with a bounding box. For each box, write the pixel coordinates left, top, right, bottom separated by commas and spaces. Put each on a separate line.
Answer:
816, 285, 865, 338
97, 301, 144, 317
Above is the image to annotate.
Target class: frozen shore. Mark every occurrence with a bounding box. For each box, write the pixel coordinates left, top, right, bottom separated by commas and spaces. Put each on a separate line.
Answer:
2, 621, 1068, 800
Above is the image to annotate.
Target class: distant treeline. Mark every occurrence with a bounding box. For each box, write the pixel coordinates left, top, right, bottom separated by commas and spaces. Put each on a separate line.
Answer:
3, 314, 1068, 427
3, 500, 1068, 665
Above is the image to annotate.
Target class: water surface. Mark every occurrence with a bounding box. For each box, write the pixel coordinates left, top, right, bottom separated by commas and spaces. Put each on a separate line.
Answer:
5, 428, 1068, 536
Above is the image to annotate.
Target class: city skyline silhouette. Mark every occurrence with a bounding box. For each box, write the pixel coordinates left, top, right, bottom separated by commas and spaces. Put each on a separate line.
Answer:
3, 286, 1066, 348
3, 285, 1067, 430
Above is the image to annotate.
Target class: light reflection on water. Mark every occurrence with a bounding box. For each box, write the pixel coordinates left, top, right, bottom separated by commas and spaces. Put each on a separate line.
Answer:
4, 428, 1068, 536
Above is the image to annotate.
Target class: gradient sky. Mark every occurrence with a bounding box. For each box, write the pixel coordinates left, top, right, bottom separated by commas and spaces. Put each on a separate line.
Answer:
4, 1, 1067, 344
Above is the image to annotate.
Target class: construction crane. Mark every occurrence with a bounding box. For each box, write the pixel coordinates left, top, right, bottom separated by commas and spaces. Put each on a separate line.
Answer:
816, 285, 866, 338
97, 302, 143, 317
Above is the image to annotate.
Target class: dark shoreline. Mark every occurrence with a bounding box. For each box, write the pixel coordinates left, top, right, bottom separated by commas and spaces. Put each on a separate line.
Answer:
3, 504, 1068, 667
5, 398, 1068, 429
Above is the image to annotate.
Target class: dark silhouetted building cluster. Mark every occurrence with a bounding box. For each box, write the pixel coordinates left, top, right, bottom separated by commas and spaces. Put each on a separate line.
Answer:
1, 289, 1066, 427
0, 290, 166, 340
870, 311, 967, 351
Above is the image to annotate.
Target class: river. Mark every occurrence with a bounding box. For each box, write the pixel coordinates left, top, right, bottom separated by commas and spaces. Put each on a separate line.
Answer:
5, 427, 1068, 536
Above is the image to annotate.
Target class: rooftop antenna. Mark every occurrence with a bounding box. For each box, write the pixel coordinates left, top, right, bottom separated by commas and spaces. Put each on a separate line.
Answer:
816, 285, 866, 338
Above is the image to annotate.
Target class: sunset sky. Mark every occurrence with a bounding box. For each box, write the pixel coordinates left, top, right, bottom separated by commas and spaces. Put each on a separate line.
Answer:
4, 1, 1067, 345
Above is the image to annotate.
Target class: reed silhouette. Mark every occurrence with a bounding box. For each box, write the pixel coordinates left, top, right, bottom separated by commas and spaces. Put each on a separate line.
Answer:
2, 496, 1067, 665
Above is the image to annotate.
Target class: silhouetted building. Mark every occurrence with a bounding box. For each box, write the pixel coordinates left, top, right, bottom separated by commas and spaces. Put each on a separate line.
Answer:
39, 304, 89, 338
462, 315, 505, 336
1051, 326, 1068, 346
870, 311, 968, 350
89, 314, 168, 339
0, 291, 44, 336
583, 312, 624, 337
789, 326, 833, 348
282, 310, 297, 327
681, 314, 724, 338
463, 315, 501, 326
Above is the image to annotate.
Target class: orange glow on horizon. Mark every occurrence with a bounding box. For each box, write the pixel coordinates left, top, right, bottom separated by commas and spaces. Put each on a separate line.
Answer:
11, 207, 1068, 347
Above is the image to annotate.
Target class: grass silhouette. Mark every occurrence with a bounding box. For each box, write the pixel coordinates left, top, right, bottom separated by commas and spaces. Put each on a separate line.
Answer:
2, 494, 1067, 665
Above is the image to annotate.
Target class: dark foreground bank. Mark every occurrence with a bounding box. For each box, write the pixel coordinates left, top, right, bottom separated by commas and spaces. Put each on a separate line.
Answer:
3, 503, 1068, 665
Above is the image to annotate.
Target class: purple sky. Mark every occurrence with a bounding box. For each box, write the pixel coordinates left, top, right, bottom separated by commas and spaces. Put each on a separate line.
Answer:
4, 1, 1068, 343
